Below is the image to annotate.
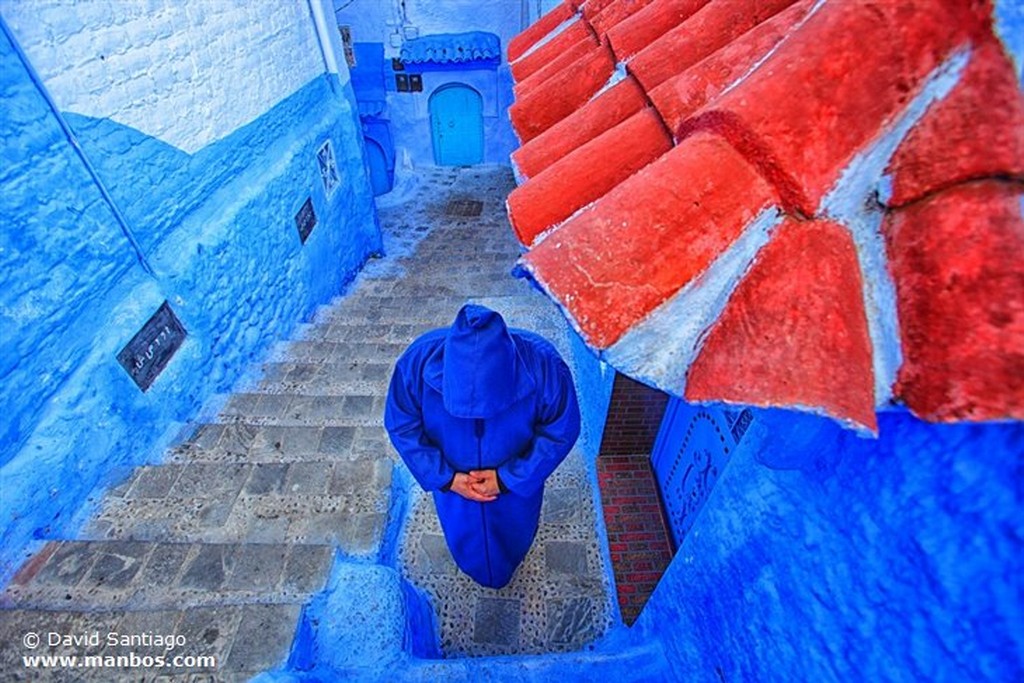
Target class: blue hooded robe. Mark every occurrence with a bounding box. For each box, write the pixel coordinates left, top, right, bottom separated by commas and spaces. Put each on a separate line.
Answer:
384, 304, 581, 588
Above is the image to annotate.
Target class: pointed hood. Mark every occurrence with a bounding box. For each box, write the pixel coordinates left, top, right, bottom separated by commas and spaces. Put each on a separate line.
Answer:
429, 304, 535, 418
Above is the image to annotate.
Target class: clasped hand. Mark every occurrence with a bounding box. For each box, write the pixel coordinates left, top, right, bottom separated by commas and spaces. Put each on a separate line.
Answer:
450, 470, 500, 502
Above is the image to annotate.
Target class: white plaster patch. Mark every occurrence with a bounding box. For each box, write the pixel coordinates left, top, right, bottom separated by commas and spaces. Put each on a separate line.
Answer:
603, 207, 783, 395
820, 47, 970, 407
3, 0, 325, 153
591, 62, 628, 102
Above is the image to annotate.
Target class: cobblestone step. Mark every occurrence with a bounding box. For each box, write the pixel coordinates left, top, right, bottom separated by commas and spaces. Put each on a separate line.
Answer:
216, 392, 386, 427
391, 278, 529, 299
0, 602, 301, 681
267, 340, 407, 365
81, 460, 391, 552
0, 165, 613, 677
169, 424, 392, 464
255, 361, 390, 396
318, 296, 468, 326
1, 541, 332, 612
292, 321, 437, 345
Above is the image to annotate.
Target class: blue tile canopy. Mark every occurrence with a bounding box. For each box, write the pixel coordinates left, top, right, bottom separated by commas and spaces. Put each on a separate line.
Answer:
399, 31, 501, 65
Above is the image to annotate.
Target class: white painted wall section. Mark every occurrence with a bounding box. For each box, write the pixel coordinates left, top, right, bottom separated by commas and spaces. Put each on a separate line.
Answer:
2, 0, 325, 153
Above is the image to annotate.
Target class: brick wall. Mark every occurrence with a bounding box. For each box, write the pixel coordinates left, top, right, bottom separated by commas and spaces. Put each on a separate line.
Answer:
597, 454, 674, 626
598, 373, 670, 456
596, 372, 673, 624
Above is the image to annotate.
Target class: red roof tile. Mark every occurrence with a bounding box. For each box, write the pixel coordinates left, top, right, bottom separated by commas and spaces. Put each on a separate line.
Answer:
677, 0, 973, 216
509, 41, 617, 142
648, 0, 813, 137
507, 1, 574, 63
581, 0, 623, 22
505, 0, 1024, 429
514, 32, 599, 98
884, 181, 1024, 422
510, 18, 594, 82
687, 218, 877, 432
508, 107, 672, 246
606, 0, 711, 61
590, 0, 659, 37
886, 38, 1024, 207
628, 0, 798, 91
520, 132, 778, 348
512, 75, 648, 179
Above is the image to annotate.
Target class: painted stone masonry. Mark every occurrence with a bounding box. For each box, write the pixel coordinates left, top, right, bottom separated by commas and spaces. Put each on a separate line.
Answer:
0, 2, 382, 578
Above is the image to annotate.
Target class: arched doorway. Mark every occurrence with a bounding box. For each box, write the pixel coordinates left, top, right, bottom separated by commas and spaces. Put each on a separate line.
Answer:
364, 137, 392, 196
429, 84, 484, 166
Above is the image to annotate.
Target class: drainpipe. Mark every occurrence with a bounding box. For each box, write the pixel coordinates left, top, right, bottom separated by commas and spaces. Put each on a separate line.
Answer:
307, 0, 340, 79
0, 14, 155, 277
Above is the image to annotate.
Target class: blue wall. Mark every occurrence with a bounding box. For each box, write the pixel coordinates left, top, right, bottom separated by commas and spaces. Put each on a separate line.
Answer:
634, 407, 1023, 681
1, 28, 381, 578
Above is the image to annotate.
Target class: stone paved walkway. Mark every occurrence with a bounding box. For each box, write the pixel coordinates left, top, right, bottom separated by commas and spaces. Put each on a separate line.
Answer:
0, 165, 612, 680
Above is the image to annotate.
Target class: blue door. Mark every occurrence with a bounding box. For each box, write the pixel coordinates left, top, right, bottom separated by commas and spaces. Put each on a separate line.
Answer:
364, 138, 392, 196
430, 84, 484, 166
650, 399, 753, 547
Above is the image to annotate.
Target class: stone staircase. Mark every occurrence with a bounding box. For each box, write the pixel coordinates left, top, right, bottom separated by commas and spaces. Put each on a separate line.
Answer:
0, 166, 616, 681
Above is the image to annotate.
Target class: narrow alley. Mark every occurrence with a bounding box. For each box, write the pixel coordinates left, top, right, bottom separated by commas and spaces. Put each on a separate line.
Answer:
3, 1, 1020, 681
0, 166, 614, 678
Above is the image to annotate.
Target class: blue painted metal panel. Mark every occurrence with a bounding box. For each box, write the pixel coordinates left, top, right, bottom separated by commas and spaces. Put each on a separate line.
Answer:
650, 398, 752, 547
430, 84, 483, 166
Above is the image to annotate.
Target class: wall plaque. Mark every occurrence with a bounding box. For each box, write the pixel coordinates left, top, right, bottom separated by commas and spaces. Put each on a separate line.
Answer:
117, 301, 187, 392
295, 197, 317, 244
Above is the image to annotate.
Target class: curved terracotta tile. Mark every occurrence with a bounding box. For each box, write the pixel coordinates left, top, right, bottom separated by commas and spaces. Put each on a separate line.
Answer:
511, 19, 593, 82
607, 0, 712, 62
520, 133, 778, 348
686, 218, 877, 432
629, 0, 799, 91
514, 32, 600, 99
508, 1, 574, 63
590, 0, 658, 38
510, 41, 617, 143
508, 107, 673, 246
512, 76, 648, 179
886, 38, 1024, 207
648, 0, 814, 137
885, 181, 1024, 422
678, 0, 976, 216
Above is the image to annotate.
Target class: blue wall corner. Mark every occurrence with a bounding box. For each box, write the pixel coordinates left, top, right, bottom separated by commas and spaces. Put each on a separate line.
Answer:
633, 408, 1024, 681
1, 59, 382, 578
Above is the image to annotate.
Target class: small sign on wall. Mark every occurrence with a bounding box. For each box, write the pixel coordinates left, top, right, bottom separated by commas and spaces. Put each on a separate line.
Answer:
295, 197, 317, 244
117, 301, 187, 392
339, 26, 356, 67
317, 139, 340, 198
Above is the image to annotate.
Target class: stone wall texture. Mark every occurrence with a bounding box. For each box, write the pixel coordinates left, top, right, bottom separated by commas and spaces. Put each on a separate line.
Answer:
598, 373, 670, 456
0, 1, 381, 578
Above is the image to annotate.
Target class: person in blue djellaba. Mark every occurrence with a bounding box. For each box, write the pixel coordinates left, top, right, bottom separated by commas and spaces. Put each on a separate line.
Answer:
385, 304, 581, 589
